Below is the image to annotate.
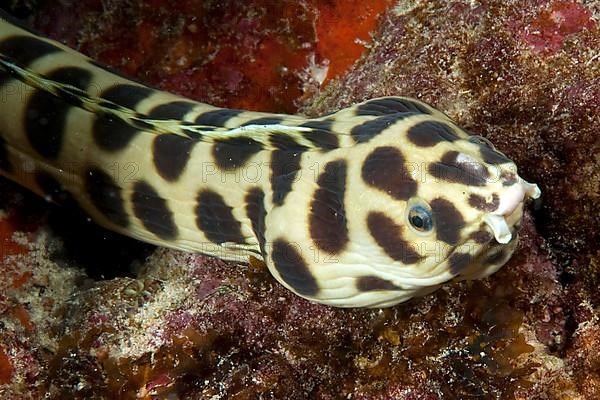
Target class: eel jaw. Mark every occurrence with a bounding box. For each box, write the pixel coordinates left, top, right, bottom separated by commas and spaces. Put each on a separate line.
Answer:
484, 177, 541, 244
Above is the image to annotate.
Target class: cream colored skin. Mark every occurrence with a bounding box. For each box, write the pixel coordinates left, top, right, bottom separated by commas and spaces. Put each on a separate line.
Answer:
0, 14, 540, 307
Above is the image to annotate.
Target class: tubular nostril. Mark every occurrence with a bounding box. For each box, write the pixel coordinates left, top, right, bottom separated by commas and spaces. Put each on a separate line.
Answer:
498, 177, 540, 215
521, 178, 541, 199
483, 214, 512, 244
501, 172, 518, 186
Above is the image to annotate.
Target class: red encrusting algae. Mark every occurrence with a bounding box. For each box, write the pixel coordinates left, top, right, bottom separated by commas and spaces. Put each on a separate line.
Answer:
0, 348, 12, 385
519, 0, 595, 53
12, 304, 34, 333
33, 0, 391, 113
315, 0, 394, 82
0, 212, 29, 259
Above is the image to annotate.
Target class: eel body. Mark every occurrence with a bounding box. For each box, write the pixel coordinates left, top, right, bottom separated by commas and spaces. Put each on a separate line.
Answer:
0, 12, 540, 307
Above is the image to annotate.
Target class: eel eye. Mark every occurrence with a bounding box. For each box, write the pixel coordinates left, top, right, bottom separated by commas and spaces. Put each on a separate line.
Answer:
408, 204, 433, 232
469, 135, 495, 149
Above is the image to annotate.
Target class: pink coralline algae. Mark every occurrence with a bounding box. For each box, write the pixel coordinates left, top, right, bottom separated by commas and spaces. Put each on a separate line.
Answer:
518, 1, 596, 53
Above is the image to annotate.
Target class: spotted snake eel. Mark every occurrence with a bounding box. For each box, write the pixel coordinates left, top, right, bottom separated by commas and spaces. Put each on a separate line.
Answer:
0, 11, 540, 307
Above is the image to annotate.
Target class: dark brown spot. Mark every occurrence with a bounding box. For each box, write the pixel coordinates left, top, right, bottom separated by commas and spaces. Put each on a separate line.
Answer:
100, 84, 154, 110
152, 134, 196, 181
501, 171, 518, 186
131, 181, 178, 240
483, 249, 506, 266
367, 212, 423, 264
54, 88, 90, 110
24, 93, 68, 159
300, 120, 339, 151
131, 116, 154, 131
195, 109, 243, 127
241, 116, 283, 126
269, 134, 309, 151
147, 101, 197, 120
48, 66, 92, 90
469, 230, 493, 244
362, 146, 417, 200
212, 136, 263, 170
481, 146, 511, 165
97, 100, 121, 111
42, 66, 94, 110
468, 193, 500, 212
0, 136, 12, 173
271, 239, 318, 296
351, 113, 418, 143
356, 276, 401, 291
23, 67, 93, 159
309, 159, 348, 254
270, 135, 308, 206
93, 114, 140, 151
34, 170, 72, 204
0, 35, 61, 66
245, 187, 267, 256
407, 121, 458, 147
430, 198, 465, 246
84, 167, 129, 227
356, 97, 431, 116
448, 252, 472, 275
429, 151, 488, 187
195, 190, 245, 244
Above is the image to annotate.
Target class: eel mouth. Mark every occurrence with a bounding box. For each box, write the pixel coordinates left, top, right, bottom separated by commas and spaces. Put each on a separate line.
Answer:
484, 177, 541, 244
